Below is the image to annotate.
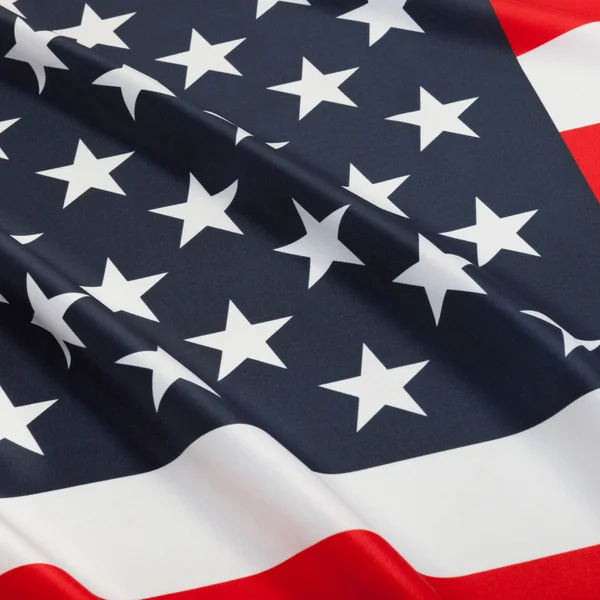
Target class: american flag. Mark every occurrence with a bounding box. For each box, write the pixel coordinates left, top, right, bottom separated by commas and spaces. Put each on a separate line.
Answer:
0, 1, 599, 598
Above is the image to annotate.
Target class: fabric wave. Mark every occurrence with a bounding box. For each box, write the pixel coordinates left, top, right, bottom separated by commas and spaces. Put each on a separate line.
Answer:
0, 1, 599, 599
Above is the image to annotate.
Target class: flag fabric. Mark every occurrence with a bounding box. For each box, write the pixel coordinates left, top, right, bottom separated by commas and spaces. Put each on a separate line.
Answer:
0, 1, 599, 599
490, 0, 600, 198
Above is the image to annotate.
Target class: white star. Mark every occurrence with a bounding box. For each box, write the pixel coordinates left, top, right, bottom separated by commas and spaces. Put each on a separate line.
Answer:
0, 232, 39, 305
205, 111, 288, 148
0, 117, 19, 159
234, 128, 253, 145
27, 274, 87, 368
521, 310, 600, 356
268, 58, 358, 120
441, 198, 539, 266
394, 234, 486, 325
343, 164, 409, 217
54, 4, 134, 49
387, 87, 479, 150
266, 141, 289, 149
150, 174, 242, 248
256, 0, 310, 18
36, 139, 133, 208
320, 344, 428, 431
0, 0, 25, 18
81, 258, 166, 322
5, 18, 68, 94
0, 385, 57, 455
205, 110, 253, 145
93, 65, 175, 120
157, 30, 244, 90
0, 239, 40, 300
275, 200, 363, 288
12, 232, 43, 244
186, 301, 292, 380
116, 347, 218, 411
338, 0, 423, 46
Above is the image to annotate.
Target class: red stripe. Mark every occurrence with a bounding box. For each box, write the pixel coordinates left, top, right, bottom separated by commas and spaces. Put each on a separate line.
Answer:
156, 530, 438, 600
490, 0, 600, 55
0, 531, 440, 600
561, 124, 600, 202
3, 533, 600, 600
426, 543, 600, 600
0, 564, 99, 600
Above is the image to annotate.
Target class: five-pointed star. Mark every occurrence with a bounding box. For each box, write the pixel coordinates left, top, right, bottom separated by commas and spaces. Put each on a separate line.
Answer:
150, 174, 242, 248
338, 0, 423, 46
441, 198, 539, 266
387, 87, 479, 150
0, 117, 19, 159
27, 274, 87, 368
93, 65, 175, 120
256, 0, 310, 18
0, 0, 25, 18
266, 141, 289, 149
394, 234, 486, 325
205, 111, 288, 148
186, 301, 292, 380
81, 258, 166, 322
0, 384, 57, 455
0, 233, 41, 305
521, 310, 600, 356
12, 232, 43, 244
205, 110, 253, 145
37, 139, 133, 208
275, 200, 363, 288
343, 164, 409, 217
157, 30, 245, 89
54, 4, 135, 49
268, 58, 358, 120
5, 18, 68, 94
320, 344, 428, 431
117, 347, 218, 411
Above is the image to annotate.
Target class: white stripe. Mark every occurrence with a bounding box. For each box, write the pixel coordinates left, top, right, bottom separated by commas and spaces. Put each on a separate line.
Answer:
1, 389, 600, 597
518, 22, 600, 132
0, 425, 364, 599
327, 388, 600, 576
